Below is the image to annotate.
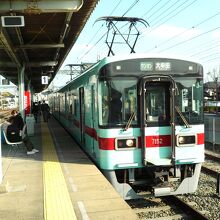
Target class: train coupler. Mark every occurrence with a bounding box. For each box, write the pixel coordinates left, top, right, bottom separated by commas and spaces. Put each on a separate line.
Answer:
154, 171, 169, 184
153, 186, 172, 197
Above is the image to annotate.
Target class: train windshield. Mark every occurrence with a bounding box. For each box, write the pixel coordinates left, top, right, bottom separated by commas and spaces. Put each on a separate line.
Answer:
99, 77, 138, 126
145, 77, 203, 126
175, 77, 203, 125
145, 81, 171, 126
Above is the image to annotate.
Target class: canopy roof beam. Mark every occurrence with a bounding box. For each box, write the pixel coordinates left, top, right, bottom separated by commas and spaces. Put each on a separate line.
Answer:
0, 0, 83, 13
15, 43, 65, 50
0, 28, 21, 69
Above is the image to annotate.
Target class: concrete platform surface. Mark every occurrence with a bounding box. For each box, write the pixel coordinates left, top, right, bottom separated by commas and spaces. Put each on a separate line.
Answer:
0, 117, 138, 220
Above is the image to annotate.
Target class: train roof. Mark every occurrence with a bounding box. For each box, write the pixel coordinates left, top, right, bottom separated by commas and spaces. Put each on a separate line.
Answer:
54, 53, 203, 93
99, 53, 203, 66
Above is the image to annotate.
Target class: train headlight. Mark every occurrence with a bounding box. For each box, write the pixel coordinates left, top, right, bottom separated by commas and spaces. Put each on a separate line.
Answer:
178, 136, 185, 144
115, 137, 137, 150
176, 134, 196, 146
126, 139, 134, 147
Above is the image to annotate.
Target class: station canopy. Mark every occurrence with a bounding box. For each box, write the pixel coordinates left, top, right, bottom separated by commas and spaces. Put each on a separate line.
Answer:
0, 0, 99, 93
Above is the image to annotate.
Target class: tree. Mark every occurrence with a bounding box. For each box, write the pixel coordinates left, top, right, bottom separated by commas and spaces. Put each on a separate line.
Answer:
207, 67, 220, 113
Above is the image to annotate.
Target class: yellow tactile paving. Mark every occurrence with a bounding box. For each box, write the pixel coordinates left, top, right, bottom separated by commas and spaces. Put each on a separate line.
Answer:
41, 123, 77, 220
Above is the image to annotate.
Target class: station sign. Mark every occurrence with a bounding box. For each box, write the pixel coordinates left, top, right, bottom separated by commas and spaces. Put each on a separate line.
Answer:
24, 91, 31, 115
41, 76, 48, 85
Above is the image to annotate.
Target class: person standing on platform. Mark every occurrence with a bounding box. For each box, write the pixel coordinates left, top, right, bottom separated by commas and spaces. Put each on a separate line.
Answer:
32, 102, 39, 123
38, 101, 41, 115
41, 100, 50, 122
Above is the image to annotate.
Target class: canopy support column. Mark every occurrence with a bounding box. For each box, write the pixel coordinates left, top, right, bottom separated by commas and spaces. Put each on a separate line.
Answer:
18, 65, 25, 119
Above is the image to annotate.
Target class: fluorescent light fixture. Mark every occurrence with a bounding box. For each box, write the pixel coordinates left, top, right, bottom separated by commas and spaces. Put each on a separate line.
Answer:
1, 16, 25, 27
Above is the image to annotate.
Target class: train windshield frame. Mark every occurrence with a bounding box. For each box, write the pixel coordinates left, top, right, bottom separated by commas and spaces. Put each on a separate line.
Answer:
98, 58, 203, 128
98, 76, 138, 127
175, 77, 203, 125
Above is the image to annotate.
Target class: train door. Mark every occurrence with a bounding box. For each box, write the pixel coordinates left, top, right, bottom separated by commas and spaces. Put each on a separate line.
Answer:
91, 85, 95, 154
58, 93, 61, 120
140, 76, 176, 166
79, 87, 85, 144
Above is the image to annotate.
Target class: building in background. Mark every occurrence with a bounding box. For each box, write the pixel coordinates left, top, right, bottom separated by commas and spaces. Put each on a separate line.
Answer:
0, 75, 18, 110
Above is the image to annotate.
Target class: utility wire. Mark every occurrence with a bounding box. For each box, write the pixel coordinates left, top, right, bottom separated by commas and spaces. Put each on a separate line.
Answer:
110, 0, 123, 15
199, 51, 220, 61
203, 56, 220, 64
189, 44, 220, 58
140, 0, 198, 40
148, 10, 220, 52
141, 0, 164, 18
158, 25, 220, 53
181, 38, 220, 56
151, 0, 191, 26
122, 0, 140, 16
148, 0, 179, 25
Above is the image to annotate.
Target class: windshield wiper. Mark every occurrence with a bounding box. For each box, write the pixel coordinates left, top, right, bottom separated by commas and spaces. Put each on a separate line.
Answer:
124, 112, 136, 131
175, 106, 191, 128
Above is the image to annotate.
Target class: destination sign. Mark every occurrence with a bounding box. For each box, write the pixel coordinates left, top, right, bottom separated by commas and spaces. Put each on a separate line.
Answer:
140, 61, 171, 71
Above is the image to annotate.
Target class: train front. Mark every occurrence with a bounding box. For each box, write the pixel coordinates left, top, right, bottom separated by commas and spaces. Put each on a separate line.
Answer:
98, 56, 204, 199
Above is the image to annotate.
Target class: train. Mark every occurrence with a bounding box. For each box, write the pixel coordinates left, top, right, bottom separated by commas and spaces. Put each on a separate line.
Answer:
49, 54, 204, 199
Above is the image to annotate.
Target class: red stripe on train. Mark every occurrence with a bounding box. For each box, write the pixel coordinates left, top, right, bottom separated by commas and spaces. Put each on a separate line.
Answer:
72, 119, 204, 150
85, 126, 98, 140
98, 133, 204, 150
197, 133, 204, 145
98, 137, 115, 150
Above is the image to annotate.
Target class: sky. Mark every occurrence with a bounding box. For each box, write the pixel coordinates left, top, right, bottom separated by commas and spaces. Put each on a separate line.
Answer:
51, 0, 220, 87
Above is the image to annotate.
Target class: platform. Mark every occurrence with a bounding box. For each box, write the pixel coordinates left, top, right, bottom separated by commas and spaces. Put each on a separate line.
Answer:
0, 117, 138, 220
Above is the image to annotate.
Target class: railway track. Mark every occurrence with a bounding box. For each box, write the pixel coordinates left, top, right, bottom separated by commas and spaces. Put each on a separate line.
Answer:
127, 150, 220, 220
203, 152, 220, 177
127, 194, 208, 219
205, 152, 220, 163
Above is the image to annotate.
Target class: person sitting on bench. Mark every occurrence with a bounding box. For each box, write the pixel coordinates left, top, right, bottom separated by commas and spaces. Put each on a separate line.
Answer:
4, 116, 39, 155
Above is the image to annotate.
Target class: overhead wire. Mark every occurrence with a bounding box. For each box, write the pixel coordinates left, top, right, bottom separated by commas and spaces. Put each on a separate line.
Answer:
122, 0, 140, 16
199, 50, 220, 61
135, 0, 198, 52
140, 0, 164, 19
203, 56, 220, 64
72, 0, 220, 66
148, 10, 220, 52
138, 1, 220, 66
150, 0, 192, 26
158, 25, 220, 53
96, 0, 195, 57
189, 43, 220, 58
134, 0, 177, 30
147, 0, 179, 25
140, 0, 198, 40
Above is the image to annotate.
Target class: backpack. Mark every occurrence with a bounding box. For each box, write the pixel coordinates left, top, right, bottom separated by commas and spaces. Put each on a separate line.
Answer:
6, 124, 22, 142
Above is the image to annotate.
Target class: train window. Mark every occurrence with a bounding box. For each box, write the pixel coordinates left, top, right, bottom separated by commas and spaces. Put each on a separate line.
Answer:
99, 77, 138, 127
175, 78, 203, 124
145, 82, 170, 126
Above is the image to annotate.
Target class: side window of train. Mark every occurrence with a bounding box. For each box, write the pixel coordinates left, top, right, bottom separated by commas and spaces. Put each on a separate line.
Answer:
65, 92, 68, 115
101, 80, 109, 125
73, 91, 78, 117
124, 88, 137, 121
69, 92, 72, 116
175, 78, 203, 124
